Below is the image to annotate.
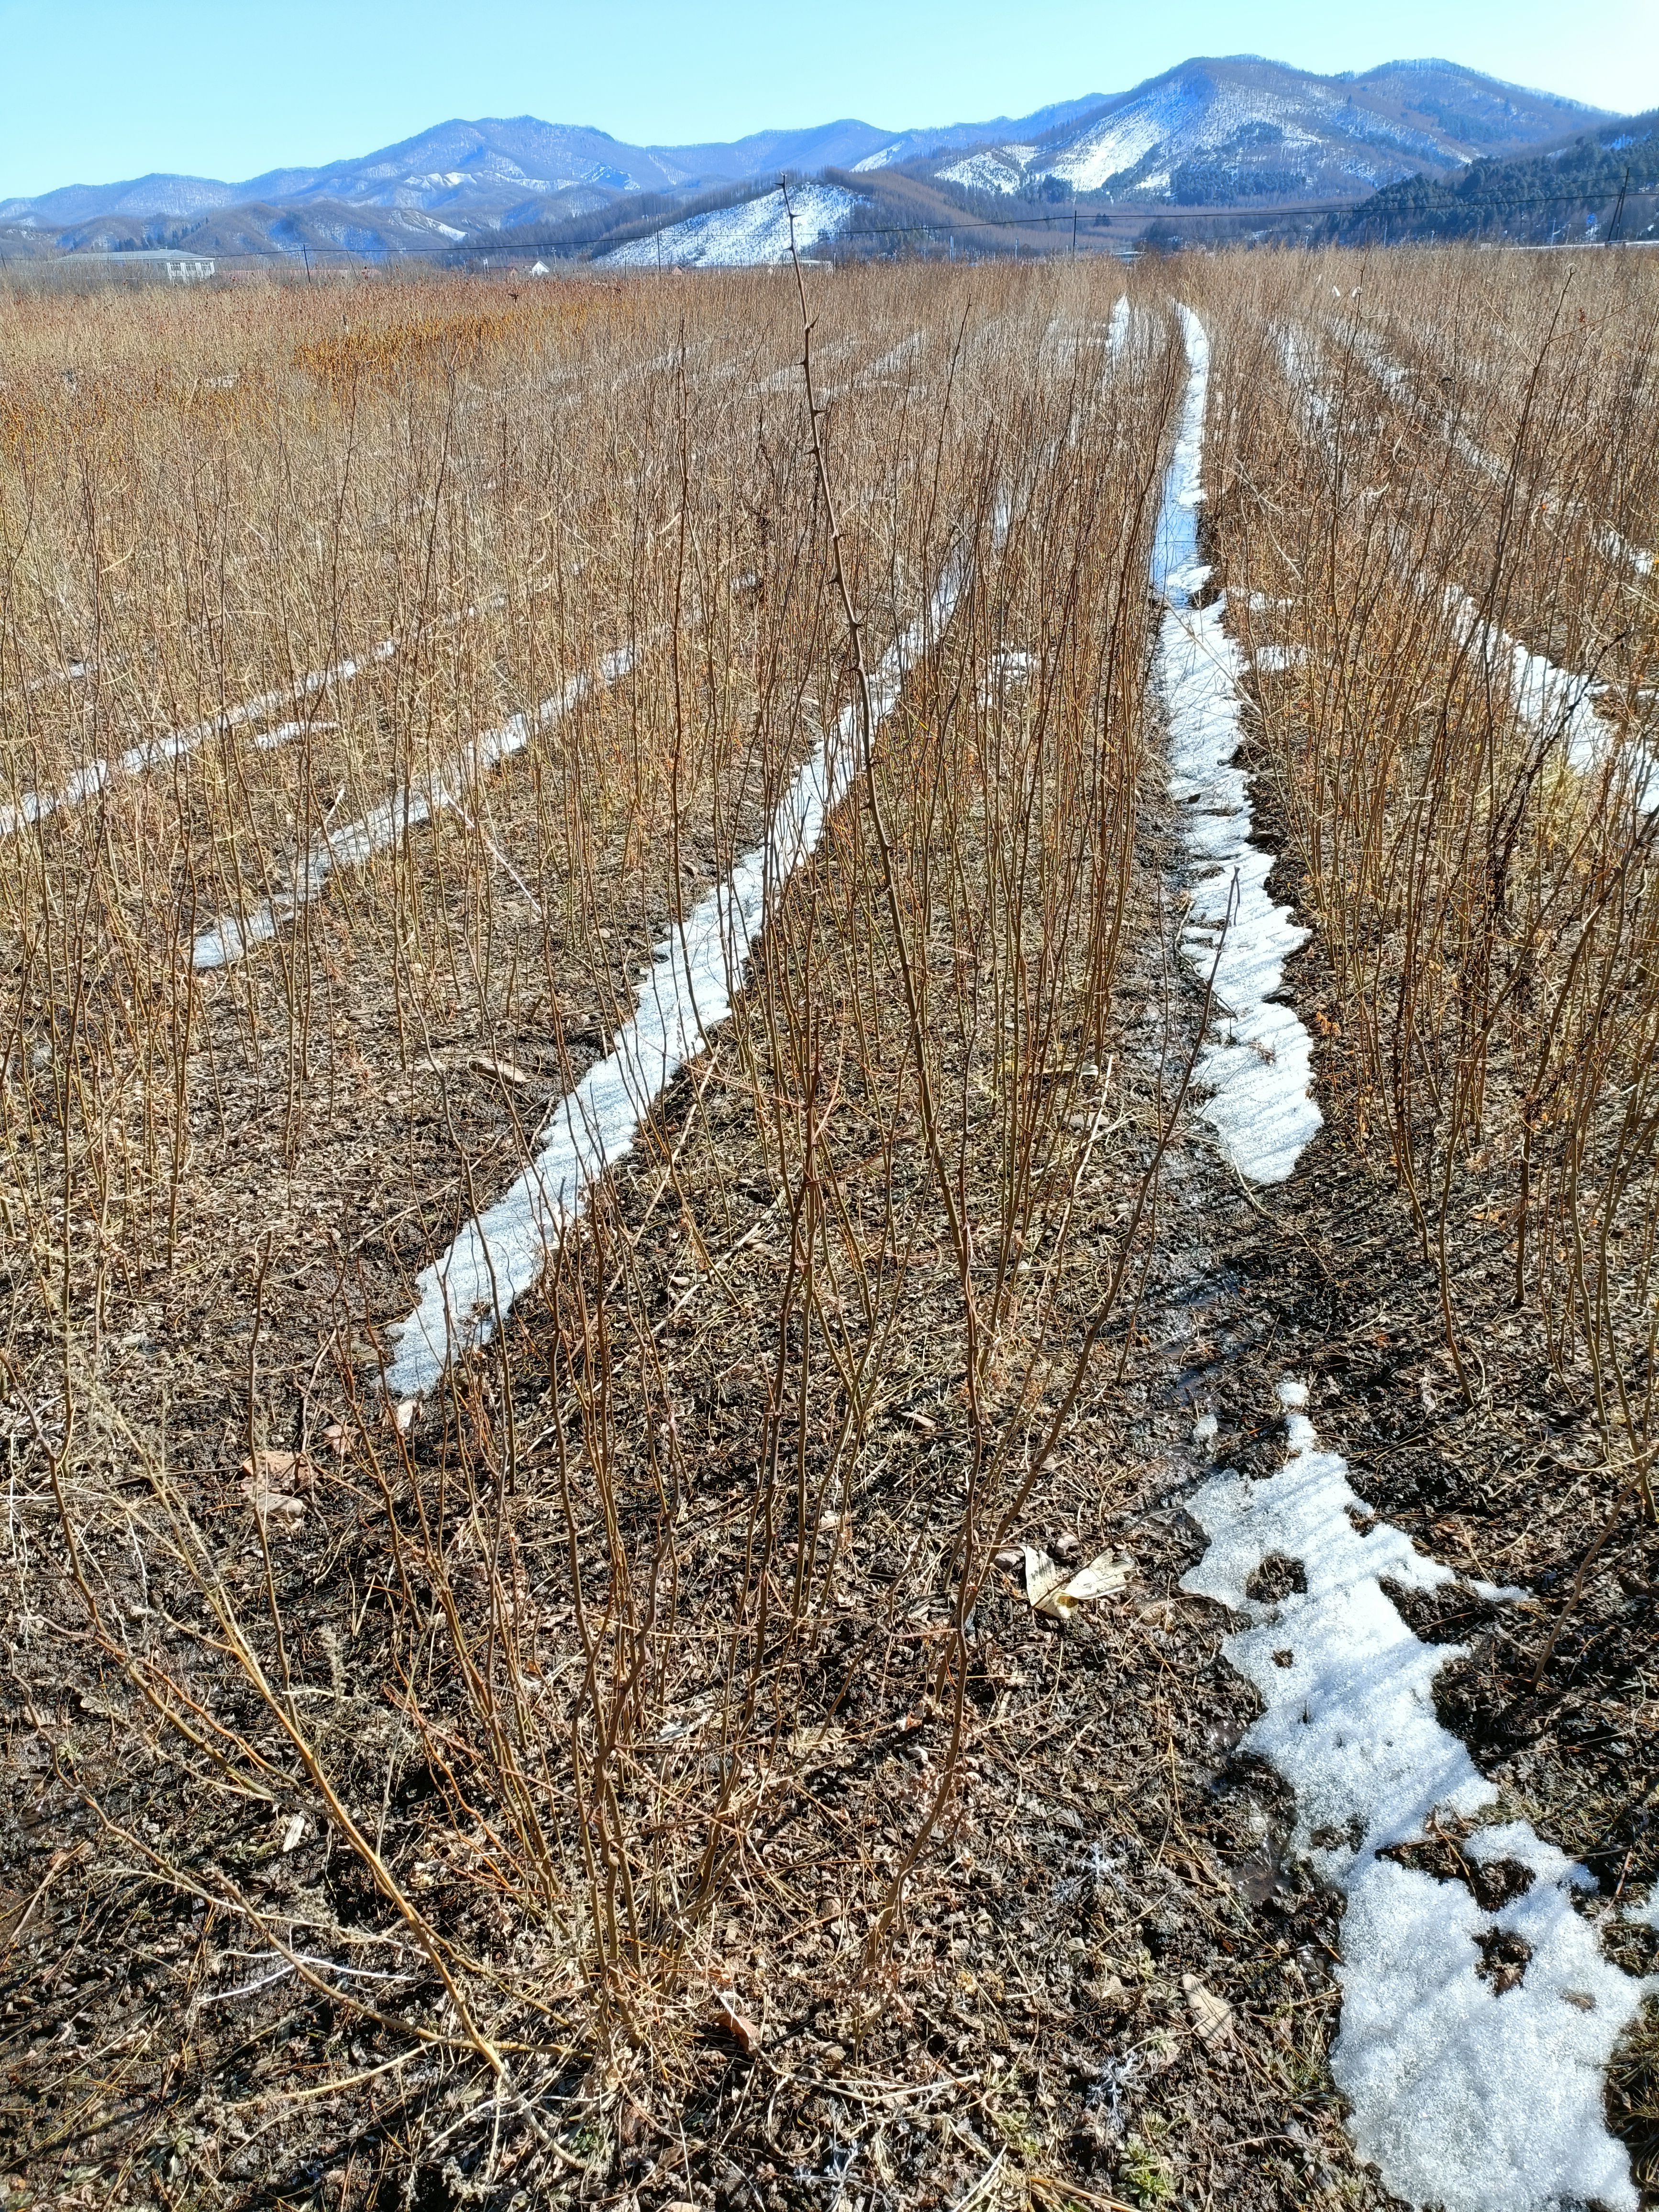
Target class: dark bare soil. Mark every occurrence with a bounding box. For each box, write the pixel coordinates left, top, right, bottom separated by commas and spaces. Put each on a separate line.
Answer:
3, 667, 1655, 2212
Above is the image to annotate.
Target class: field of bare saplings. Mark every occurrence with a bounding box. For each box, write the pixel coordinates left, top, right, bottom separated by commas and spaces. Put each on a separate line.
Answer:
0, 245, 1656, 2212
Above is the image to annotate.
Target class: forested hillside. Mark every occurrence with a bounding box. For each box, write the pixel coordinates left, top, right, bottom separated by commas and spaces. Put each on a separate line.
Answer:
1335, 112, 1659, 243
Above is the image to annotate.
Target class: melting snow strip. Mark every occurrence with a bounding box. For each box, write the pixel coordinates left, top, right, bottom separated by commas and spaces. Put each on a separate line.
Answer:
2, 586, 554, 841
1449, 587, 1659, 809
1107, 295, 1131, 364
1166, 312, 1654, 2203
1280, 325, 1658, 812
191, 649, 634, 970
1, 640, 398, 838
1157, 306, 1322, 1186
1339, 322, 1656, 580
382, 570, 964, 1396
1181, 1383, 1653, 2212
1449, 594, 1599, 764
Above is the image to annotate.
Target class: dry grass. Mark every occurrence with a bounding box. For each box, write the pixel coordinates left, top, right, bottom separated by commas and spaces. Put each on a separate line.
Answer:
1206, 248, 1659, 1505
1, 263, 1189, 2204
3, 246, 1658, 2208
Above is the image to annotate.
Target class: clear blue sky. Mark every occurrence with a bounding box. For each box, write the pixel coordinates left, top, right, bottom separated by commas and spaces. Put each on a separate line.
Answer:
2, 0, 1655, 198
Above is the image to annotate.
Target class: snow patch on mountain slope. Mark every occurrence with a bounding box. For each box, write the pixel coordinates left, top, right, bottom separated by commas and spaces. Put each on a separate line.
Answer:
1043, 101, 1177, 191
938, 149, 1030, 194
604, 184, 854, 267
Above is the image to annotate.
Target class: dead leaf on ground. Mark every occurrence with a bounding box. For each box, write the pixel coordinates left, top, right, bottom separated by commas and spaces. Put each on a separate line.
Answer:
1062, 1553, 1134, 1602
238, 1474, 306, 1534
709, 1978, 763, 2053
785, 1720, 847, 1763
1183, 1971, 1234, 2047
1024, 1545, 1072, 1610
1024, 1545, 1134, 1621
467, 1051, 535, 1087
240, 1449, 317, 1492
238, 1449, 317, 1535
411, 1047, 536, 1088
713, 1996, 763, 2052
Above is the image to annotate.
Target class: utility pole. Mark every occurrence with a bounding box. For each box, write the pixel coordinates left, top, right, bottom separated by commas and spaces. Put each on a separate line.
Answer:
1606, 166, 1630, 247
1071, 200, 1078, 258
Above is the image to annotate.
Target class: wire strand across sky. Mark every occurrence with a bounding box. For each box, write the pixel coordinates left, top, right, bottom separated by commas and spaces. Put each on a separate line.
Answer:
2, 0, 1656, 201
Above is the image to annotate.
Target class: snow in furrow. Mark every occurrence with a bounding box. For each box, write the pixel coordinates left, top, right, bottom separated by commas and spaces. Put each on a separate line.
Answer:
191, 651, 634, 969
1344, 323, 1657, 580
1, 640, 397, 838
1449, 587, 1658, 807
1281, 326, 1657, 809
382, 571, 962, 1396
1182, 1384, 1653, 2212
1173, 310, 1653, 2208
2, 586, 555, 841
1107, 295, 1131, 363
1157, 307, 1321, 1185
1452, 589, 1601, 772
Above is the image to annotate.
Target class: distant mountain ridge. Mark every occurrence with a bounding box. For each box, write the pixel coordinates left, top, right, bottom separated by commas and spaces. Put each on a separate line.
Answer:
928, 57, 1610, 203
0, 105, 1104, 231
0, 59, 1617, 262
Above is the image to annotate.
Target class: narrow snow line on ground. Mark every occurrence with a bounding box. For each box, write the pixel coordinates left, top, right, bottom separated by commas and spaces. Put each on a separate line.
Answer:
1157, 307, 1321, 1185
1, 640, 396, 839
1181, 1383, 1653, 2212
1447, 587, 1658, 806
1280, 326, 1658, 810
2, 585, 552, 841
382, 571, 964, 1396
1107, 295, 1131, 364
190, 648, 635, 971
821, 330, 930, 405
1342, 321, 1656, 579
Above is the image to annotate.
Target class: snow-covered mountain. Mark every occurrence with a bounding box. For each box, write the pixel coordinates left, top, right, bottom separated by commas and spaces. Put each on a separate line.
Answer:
849, 97, 1111, 173
0, 120, 696, 229
0, 105, 1089, 232
934, 57, 1607, 203
0, 60, 1614, 256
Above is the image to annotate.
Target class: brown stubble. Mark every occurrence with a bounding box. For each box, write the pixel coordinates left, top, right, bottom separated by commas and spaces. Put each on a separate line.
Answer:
0, 262, 1183, 2196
